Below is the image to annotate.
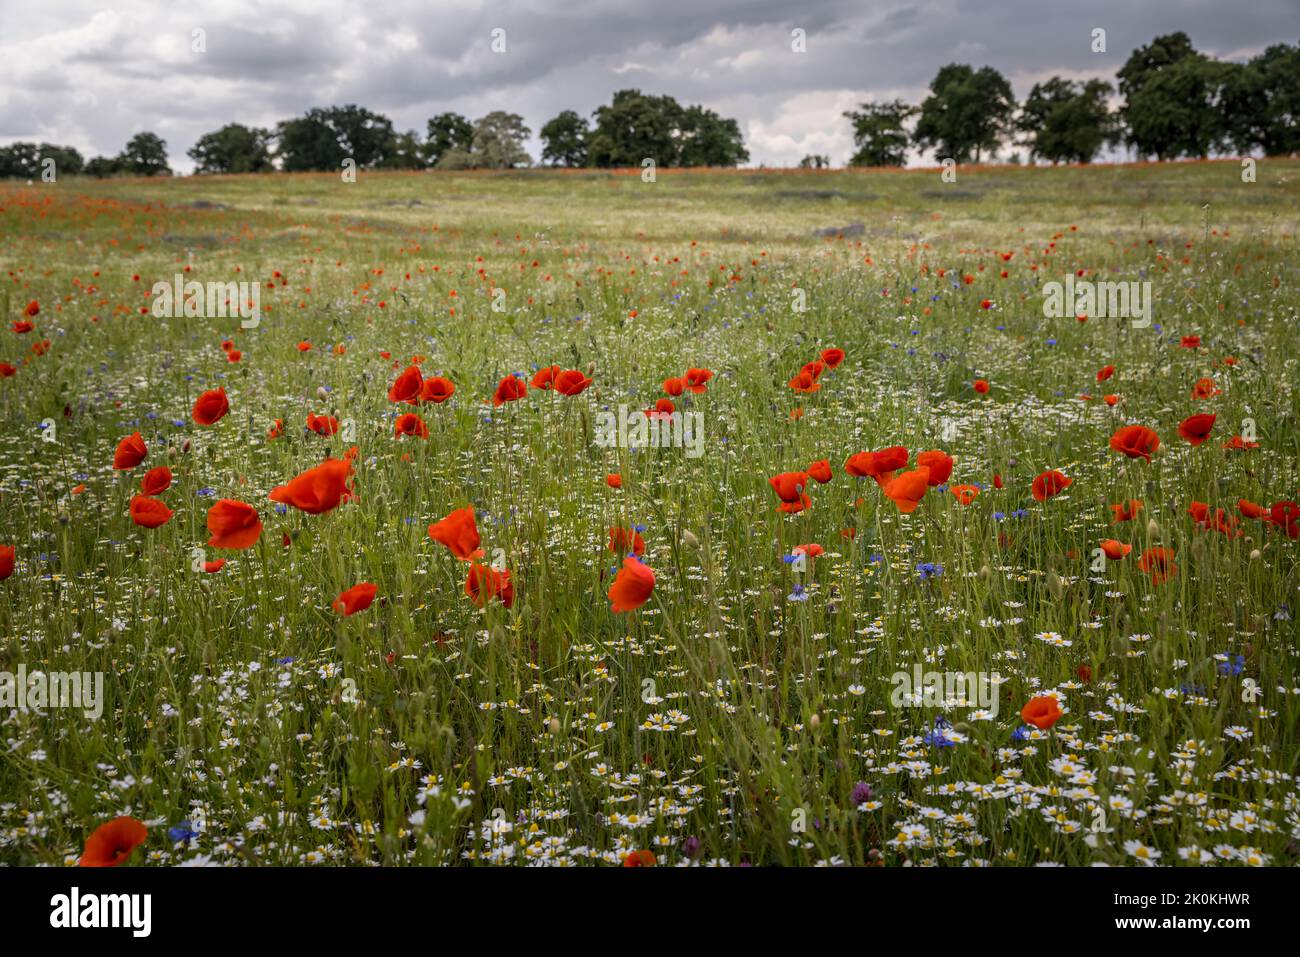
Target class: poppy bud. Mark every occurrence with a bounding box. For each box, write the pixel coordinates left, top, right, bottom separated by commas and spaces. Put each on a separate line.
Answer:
1249, 549, 1262, 561
548, 717, 561, 735
168, 445, 178, 459
979, 564, 992, 581
808, 713, 821, 730
182, 439, 191, 454
1146, 518, 1160, 538
317, 386, 329, 400
144, 586, 156, 600
1047, 572, 1065, 599
682, 529, 700, 549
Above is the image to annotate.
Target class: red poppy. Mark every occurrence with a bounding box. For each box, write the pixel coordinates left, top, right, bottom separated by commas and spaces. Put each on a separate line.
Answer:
1020, 696, 1063, 730
394, 412, 428, 439
1109, 425, 1160, 462
11, 320, 34, 334
1222, 435, 1259, 451
333, 582, 377, 616
1178, 413, 1216, 446
1191, 377, 1221, 400
647, 398, 675, 418
140, 466, 172, 495
792, 543, 824, 559
207, 499, 263, 549
0, 363, 15, 377
531, 365, 561, 390
493, 375, 527, 406
269, 458, 355, 514
1103, 395, 1119, 406
915, 450, 953, 486
267, 418, 284, 439
684, 368, 713, 393
129, 495, 173, 529
1099, 539, 1132, 560
23, 300, 39, 317
1180, 336, 1200, 349
788, 371, 821, 393
0, 544, 13, 580
420, 376, 455, 403
993, 473, 1003, 489
428, 507, 485, 560
79, 816, 147, 867
806, 460, 833, 484
608, 556, 655, 612
609, 526, 646, 556
801, 360, 826, 380
1096, 365, 1115, 382
820, 348, 845, 368
1271, 501, 1300, 539
950, 484, 980, 505
388, 365, 423, 403
1238, 499, 1270, 521
622, 850, 657, 867
883, 467, 930, 513
606, 473, 623, 489
113, 431, 147, 469
465, 562, 514, 607
1032, 470, 1071, 502
769, 471, 811, 513
1138, 547, 1178, 584
1110, 499, 1143, 523
662, 376, 685, 397
297, 341, 312, 352
845, 446, 908, 485
203, 559, 226, 573
192, 388, 230, 426
306, 413, 339, 435
554, 369, 593, 396
973, 379, 989, 394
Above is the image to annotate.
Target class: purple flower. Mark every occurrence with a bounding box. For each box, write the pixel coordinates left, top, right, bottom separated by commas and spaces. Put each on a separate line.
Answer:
681, 835, 701, 859
851, 781, 874, 805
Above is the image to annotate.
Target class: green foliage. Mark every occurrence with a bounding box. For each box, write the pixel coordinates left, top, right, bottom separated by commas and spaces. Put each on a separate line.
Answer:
276, 106, 394, 171
188, 124, 274, 174
1018, 78, 1117, 164
117, 132, 171, 177
914, 64, 1016, 163
540, 110, 589, 167
843, 100, 917, 167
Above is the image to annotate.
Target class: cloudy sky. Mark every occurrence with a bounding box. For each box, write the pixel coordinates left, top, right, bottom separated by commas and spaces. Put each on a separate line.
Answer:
0, 0, 1293, 172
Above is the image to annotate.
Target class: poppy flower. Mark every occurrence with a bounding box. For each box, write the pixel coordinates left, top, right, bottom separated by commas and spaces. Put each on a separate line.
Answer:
203, 559, 226, 573
1188, 502, 1238, 536
821, 348, 845, 368
1138, 547, 1178, 584
806, 460, 833, 484
684, 368, 713, 393
1103, 394, 1119, 406
1110, 499, 1143, 523
1191, 377, 1221, 400
493, 375, 527, 406
11, 320, 34, 334
622, 849, 657, 867
1271, 501, 1300, 539
465, 562, 514, 607
792, 543, 824, 559
333, 582, 377, 616
883, 467, 930, 513
648, 398, 675, 418
1020, 696, 1063, 730
609, 526, 646, 556
1100, 539, 1132, 560
267, 418, 284, 439
606, 473, 623, 489
0, 544, 13, 580
0, 363, 15, 377
554, 369, 593, 396
192, 388, 230, 426
387, 365, 423, 403
1180, 336, 1201, 349
79, 817, 147, 867
1238, 499, 1270, 521
788, 371, 821, 393
140, 466, 172, 495
1096, 365, 1115, 382
845, 446, 908, 485
394, 413, 428, 439
420, 376, 455, 403
297, 341, 312, 352
207, 498, 263, 549
973, 379, 989, 394
1222, 435, 1259, 451
530, 365, 561, 390
950, 484, 980, 505
428, 507, 485, 560
1032, 470, 1072, 502
226, 350, 242, 363
993, 473, 1003, 489
113, 431, 147, 470
1109, 425, 1160, 462
800, 360, 826, 380
269, 458, 354, 514
1178, 413, 1216, 446
306, 413, 339, 436
769, 471, 810, 513
129, 495, 173, 529
23, 300, 39, 317
662, 376, 685, 397
915, 450, 953, 486
608, 556, 655, 612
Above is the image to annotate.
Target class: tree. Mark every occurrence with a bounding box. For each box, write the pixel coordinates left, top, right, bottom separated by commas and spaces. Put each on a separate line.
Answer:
843, 100, 916, 167
914, 65, 1015, 163
425, 113, 473, 167
1221, 44, 1300, 156
117, 132, 171, 176
1017, 78, 1116, 164
798, 154, 830, 169
275, 106, 394, 171
540, 110, 589, 167
382, 130, 428, 169
469, 111, 531, 168
84, 156, 120, 178
0, 142, 84, 178
188, 124, 273, 173
1118, 33, 1226, 160
586, 90, 684, 167
676, 106, 748, 167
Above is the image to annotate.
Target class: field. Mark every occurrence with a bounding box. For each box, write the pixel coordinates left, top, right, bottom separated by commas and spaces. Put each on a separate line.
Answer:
1, 160, 1298, 867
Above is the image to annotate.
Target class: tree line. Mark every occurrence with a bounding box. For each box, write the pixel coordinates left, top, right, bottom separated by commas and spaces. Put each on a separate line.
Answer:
1, 32, 1294, 179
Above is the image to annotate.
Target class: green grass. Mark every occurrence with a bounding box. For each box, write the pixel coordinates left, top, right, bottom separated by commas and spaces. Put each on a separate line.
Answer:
1, 159, 1298, 867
